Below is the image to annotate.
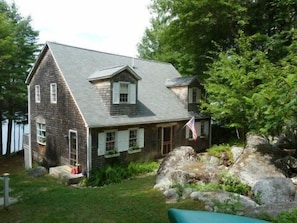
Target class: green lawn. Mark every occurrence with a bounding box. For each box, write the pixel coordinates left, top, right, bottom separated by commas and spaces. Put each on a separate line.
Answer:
1, 161, 204, 223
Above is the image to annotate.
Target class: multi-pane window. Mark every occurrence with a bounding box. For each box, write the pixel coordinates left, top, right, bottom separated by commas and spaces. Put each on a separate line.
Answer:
112, 82, 136, 104
35, 85, 40, 103
189, 87, 201, 103
36, 122, 46, 145
106, 132, 116, 152
120, 83, 129, 103
129, 129, 137, 148
50, 83, 57, 103
201, 122, 205, 136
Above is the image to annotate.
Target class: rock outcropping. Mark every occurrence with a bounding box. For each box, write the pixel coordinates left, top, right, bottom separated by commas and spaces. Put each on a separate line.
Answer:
155, 134, 297, 217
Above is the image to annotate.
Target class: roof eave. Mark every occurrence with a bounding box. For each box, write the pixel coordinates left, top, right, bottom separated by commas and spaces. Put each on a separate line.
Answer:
25, 43, 49, 85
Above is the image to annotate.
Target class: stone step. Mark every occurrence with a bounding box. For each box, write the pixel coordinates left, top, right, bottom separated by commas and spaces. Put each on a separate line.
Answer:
49, 165, 83, 185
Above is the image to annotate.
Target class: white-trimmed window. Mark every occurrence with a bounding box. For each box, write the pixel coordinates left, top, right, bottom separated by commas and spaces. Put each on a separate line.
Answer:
186, 120, 209, 139
36, 122, 46, 145
98, 128, 144, 156
106, 131, 116, 152
129, 129, 138, 148
35, 85, 40, 103
189, 87, 201, 103
112, 82, 136, 104
50, 83, 57, 103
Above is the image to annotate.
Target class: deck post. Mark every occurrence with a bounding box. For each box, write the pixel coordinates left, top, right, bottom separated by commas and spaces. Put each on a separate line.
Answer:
3, 173, 10, 210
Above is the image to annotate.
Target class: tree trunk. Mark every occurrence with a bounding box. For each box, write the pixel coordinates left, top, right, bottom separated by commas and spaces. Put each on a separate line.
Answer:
0, 121, 2, 156
5, 118, 13, 155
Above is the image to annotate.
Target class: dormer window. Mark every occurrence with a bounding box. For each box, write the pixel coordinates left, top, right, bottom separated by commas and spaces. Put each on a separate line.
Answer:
189, 87, 201, 103
113, 82, 136, 104
120, 83, 129, 103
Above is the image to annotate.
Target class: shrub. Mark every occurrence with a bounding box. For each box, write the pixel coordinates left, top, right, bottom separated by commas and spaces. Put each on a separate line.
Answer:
86, 161, 158, 187
219, 173, 250, 196
207, 144, 233, 163
273, 208, 297, 223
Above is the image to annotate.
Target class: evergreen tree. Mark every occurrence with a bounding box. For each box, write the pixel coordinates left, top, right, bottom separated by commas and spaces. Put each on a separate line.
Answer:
0, 1, 39, 155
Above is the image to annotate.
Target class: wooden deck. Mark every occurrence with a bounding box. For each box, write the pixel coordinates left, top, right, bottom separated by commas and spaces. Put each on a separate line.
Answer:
49, 165, 83, 185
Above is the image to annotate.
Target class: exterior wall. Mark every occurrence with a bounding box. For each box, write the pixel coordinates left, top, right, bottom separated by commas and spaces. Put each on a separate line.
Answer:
90, 121, 209, 169
170, 86, 188, 108
29, 50, 87, 169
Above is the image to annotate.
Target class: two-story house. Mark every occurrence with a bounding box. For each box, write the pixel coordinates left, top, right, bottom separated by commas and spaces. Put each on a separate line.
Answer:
25, 42, 211, 174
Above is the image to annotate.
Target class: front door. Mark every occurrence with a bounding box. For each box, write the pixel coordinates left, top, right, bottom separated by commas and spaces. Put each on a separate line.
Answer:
69, 130, 78, 166
162, 127, 172, 155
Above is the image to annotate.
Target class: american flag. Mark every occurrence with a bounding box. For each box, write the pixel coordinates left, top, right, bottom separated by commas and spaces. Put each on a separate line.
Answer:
185, 116, 197, 140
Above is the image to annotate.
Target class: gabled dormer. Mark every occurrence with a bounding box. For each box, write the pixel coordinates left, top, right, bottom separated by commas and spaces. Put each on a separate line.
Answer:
165, 76, 203, 112
88, 65, 141, 116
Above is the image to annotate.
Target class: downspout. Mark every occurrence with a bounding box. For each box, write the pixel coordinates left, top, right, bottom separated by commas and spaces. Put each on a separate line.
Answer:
86, 126, 91, 177
27, 85, 32, 168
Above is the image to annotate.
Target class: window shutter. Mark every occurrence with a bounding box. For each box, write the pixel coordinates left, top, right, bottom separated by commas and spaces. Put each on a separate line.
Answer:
118, 130, 129, 152
98, 133, 106, 156
188, 88, 193, 103
129, 83, 136, 104
185, 127, 190, 139
204, 120, 209, 136
197, 122, 201, 136
137, 128, 144, 148
113, 82, 120, 104
197, 89, 202, 102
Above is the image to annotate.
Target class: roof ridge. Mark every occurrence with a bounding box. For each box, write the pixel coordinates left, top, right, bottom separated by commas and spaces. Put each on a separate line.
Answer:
46, 41, 173, 66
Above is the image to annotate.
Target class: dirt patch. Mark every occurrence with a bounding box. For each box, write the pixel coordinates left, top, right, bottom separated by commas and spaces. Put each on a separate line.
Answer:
0, 151, 24, 175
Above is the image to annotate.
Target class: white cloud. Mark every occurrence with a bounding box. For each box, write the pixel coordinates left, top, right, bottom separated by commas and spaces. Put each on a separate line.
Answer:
7, 0, 151, 57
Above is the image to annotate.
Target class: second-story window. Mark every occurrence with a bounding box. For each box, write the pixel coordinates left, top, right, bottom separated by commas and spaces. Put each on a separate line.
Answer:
50, 83, 57, 104
189, 87, 201, 103
113, 82, 136, 104
120, 83, 129, 103
35, 85, 40, 103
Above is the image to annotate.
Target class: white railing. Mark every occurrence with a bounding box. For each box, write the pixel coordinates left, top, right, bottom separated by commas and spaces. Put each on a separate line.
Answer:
0, 173, 10, 210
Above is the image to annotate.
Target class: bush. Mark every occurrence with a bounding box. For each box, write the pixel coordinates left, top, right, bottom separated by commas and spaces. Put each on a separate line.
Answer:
273, 209, 297, 223
219, 173, 250, 196
86, 161, 158, 186
207, 144, 233, 162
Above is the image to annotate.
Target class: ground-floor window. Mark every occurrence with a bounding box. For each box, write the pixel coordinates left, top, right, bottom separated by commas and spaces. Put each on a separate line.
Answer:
98, 128, 144, 156
36, 122, 46, 145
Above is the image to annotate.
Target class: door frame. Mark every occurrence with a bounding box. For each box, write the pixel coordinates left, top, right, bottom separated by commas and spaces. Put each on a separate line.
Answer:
160, 125, 174, 155
69, 130, 78, 166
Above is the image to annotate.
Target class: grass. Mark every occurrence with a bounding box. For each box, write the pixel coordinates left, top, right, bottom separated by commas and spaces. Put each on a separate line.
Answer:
0, 153, 204, 223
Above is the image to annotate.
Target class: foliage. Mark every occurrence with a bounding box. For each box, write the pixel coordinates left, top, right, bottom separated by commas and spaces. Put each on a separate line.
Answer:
273, 209, 297, 223
86, 161, 159, 186
139, 0, 297, 140
0, 1, 39, 155
219, 173, 250, 196
185, 173, 250, 196
138, 0, 297, 79
202, 31, 297, 138
207, 144, 232, 161
213, 194, 244, 214
138, 0, 246, 78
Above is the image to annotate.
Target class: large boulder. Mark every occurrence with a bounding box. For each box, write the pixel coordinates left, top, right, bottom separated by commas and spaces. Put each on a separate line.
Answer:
229, 135, 286, 186
191, 190, 259, 213
154, 146, 199, 190
252, 177, 296, 205
27, 166, 48, 177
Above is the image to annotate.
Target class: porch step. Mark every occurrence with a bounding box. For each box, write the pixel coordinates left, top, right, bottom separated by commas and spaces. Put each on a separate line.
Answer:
49, 165, 83, 185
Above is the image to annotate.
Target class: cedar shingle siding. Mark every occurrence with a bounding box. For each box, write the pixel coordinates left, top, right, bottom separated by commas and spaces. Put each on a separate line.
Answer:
29, 50, 87, 168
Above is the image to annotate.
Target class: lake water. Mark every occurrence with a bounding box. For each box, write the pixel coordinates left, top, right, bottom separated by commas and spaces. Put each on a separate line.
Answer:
1, 120, 28, 155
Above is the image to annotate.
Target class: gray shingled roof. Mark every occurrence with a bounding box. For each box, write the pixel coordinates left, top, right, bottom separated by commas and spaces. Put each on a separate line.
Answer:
40, 42, 195, 128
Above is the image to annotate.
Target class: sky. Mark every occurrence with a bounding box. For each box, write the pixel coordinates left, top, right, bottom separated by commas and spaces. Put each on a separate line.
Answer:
7, 0, 152, 57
